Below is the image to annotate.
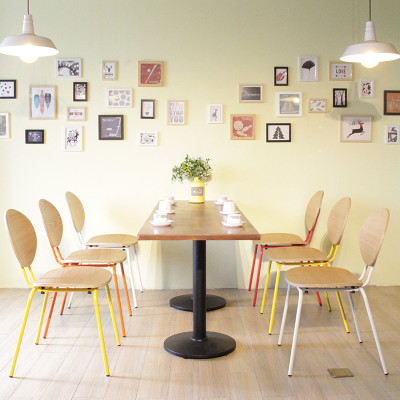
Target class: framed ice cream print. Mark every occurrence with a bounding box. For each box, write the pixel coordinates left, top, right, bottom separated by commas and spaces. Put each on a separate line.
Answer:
230, 114, 255, 140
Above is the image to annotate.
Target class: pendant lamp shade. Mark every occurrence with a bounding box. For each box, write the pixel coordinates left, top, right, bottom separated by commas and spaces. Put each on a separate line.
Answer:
0, 12, 58, 63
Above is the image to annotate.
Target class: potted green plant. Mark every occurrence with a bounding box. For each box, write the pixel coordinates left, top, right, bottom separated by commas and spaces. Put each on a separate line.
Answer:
171, 154, 212, 203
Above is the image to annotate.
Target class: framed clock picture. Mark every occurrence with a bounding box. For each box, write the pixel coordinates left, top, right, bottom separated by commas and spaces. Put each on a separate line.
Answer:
138, 61, 164, 87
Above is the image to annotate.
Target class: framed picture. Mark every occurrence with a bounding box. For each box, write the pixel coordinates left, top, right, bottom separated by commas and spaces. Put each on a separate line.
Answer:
309, 98, 327, 113
207, 104, 223, 123
0, 113, 9, 138
359, 79, 374, 99
98, 115, 124, 140
138, 61, 164, 87
56, 58, 81, 77
239, 84, 263, 102
141, 99, 155, 119
139, 132, 158, 146
167, 100, 186, 125
333, 88, 347, 108
67, 107, 85, 121
107, 88, 132, 107
230, 114, 255, 140
383, 90, 400, 115
102, 61, 117, 80
274, 67, 288, 86
385, 126, 399, 144
299, 56, 318, 82
73, 82, 88, 101
329, 62, 353, 80
340, 116, 372, 143
25, 129, 44, 144
0, 80, 16, 99
266, 123, 291, 142
276, 92, 302, 117
64, 126, 83, 152
30, 86, 56, 119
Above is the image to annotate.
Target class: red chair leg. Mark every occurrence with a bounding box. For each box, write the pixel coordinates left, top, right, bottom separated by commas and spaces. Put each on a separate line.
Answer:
316, 291, 322, 306
120, 262, 132, 316
112, 265, 126, 337
43, 292, 58, 338
248, 244, 258, 291
252, 246, 264, 306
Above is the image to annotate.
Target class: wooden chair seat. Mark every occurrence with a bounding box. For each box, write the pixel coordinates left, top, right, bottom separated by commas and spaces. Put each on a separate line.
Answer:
285, 266, 362, 289
64, 248, 127, 264
86, 233, 138, 247
267, 246, 329, 264
32, 266, 112, 288
254, 233, 305, 246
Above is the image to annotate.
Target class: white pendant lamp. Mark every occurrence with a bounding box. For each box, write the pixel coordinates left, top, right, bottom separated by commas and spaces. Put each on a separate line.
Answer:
0, 0, 58, 63
340, 0, 400, 68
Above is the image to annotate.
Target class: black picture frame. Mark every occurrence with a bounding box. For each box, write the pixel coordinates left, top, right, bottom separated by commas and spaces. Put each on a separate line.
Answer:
98, 115, 124, 140
266, 123, 291, 142
274, 67, 288, 86
141, 99, 155, 119
383, 90, 400, 115
25, 129, 44, 144
0, 80, 17, 99
333, 88, 347, 108
73, 82, 88, 101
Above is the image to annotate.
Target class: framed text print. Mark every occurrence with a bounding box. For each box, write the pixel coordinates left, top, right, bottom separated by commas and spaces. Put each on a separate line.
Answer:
167, 100, 186, 125
138, 61, 164, 87
329, 62, 353, 80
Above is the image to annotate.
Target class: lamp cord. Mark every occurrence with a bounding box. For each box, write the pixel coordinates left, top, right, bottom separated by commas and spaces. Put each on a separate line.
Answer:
369, 0, 371, 21
27, 0, 30, 14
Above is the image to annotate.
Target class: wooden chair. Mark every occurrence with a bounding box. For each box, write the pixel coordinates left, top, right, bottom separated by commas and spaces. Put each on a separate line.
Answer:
262, 197, 351, 334
278, 208, 389, 376
249, 190, 324, 306
39, 198, 131, 337
4, 209, 120, 377
65, 191, 142, 309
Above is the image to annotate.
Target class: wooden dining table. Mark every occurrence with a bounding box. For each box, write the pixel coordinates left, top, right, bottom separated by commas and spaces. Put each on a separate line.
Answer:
138, 200, 260, 359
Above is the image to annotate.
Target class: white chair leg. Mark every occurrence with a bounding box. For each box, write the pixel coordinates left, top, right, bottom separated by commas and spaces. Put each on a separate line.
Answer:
347, 291, 362, 343
126, 247, 138, 308
67, 292, 74, 309
278, 284, 291, 346
288, 288, 304, 377
359, 287, 388, 375
132, 245, 143, 292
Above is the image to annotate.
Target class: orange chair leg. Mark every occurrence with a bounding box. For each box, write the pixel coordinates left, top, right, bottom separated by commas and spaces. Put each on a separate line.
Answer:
120, 262, 132, 316
253, 246, 264, 306
112, 265, 126, 337
43, 292, 58, 338
60, 292, 68, 315
248, 244, 258, 291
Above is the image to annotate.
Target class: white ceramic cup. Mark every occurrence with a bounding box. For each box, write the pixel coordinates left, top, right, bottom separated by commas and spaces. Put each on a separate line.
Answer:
154, 212, 168, 224
217, 195, 228, 204
222, 201, 236, 214
165, 196, 175, 202
159, 200, 172, 213
226, 213, 241, 225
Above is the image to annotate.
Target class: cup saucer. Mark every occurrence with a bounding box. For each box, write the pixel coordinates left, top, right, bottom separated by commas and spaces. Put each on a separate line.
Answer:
214, 201, 225, 206
220, 210, 239, 215
155, 210, 175, 214
222, 221, 245, 228
150, 220, 173, 227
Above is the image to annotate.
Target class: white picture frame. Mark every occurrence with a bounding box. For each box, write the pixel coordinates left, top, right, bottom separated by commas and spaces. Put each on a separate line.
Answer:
385, 125, 399, 144
359, 79, 374, 99
276, 92, 302, 117
30, 86, 56, 119
167, 100, 186, 125
102, 61, 117, 80
329, 62, 353, 80
107, 89, 132, 108
0, 112, 10, 138
56, 58, 82, 77
207, 104, 223, 123
67, 107, 85, 121
64, 126, 83, 151
139, 132, 158, 146
299, 56, 318, 82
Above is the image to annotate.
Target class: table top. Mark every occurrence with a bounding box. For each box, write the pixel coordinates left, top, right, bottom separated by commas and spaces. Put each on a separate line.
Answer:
138, 200, 260, 241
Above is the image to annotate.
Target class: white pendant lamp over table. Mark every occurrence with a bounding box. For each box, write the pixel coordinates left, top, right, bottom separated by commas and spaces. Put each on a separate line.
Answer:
340, 0, 400, 68
0, 0, 58, 63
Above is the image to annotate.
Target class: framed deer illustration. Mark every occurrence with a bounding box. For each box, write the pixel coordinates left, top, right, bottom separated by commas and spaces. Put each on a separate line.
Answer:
340, 116, 372, 143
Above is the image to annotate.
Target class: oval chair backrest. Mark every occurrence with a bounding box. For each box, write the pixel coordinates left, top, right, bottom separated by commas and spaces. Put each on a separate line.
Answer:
305, 190, 324, 232
327, 197, 351, 245
65, 191, 85, 233
4, 209, 37, 268
39, 199, 63, 247
360, 208, 390, 267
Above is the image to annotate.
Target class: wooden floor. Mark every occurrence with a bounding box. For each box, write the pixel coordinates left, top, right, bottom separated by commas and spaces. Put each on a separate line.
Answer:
0, 286, 400, 400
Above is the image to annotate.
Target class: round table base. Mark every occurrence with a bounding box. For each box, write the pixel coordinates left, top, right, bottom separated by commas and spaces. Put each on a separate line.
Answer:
169, 294, 226, 312
164, 331, 236, 359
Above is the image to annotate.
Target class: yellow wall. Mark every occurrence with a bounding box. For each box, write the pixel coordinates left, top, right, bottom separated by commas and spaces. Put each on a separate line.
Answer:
1, 0, 399, 288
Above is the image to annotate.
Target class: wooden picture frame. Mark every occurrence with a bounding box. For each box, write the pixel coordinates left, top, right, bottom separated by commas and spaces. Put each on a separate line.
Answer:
385, 125, 399, 144
230, 114, 255, 140
30, 85, 56, 119
0, 80, 16, 99
274, 67, 288, 86
239, 84, 263, 102
308, 98, 327, 113
139, 132, 158, 146
98, 115, 124, 140
138, 61, 164, 87
64, 126, 83, 151
276, 92, 302, 117
56, 58, 81, 77
340, 116, 372, 143
333, 88, 347, 108
0, 113, 10, 138
299, 56, 318, 82
67, 107, 85, 121
102, 61, 117, 80
73, 82, 88, 101
167, 100, 186, 125
141, 99, 155, 119
329, 62, 353, 80
25, 129, 44, 144
266, 123, 291, 142
107, 88, 132, 107
207, 104, 223, 123
384, 90, 400, 115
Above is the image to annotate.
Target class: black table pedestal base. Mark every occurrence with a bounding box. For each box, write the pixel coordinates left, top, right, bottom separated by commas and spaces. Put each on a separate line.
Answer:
169, 294, 226, 312
164, 331, 236, 359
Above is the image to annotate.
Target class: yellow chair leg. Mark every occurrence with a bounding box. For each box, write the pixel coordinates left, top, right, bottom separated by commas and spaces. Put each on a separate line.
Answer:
35, 292, 49, 345
260, 261, 272, 314
10, 288, 36, 377
268, 264, 281, 335
336, 291, 350, 333
105, 284, 121, 346
324, 291, 332, 311
93, 289, 110, 376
